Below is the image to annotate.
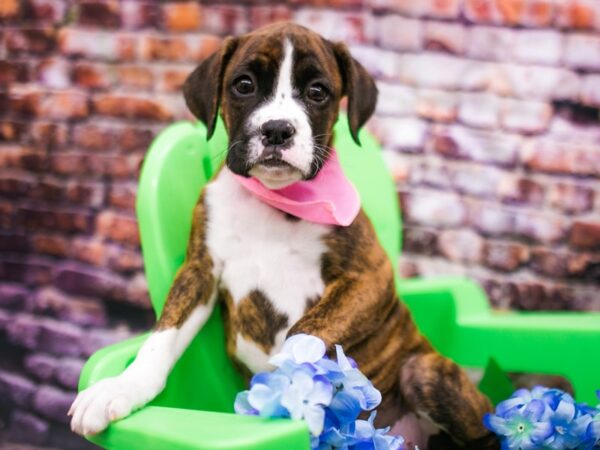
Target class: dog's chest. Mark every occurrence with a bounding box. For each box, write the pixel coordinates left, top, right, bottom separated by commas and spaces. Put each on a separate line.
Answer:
204, 170, 329, 372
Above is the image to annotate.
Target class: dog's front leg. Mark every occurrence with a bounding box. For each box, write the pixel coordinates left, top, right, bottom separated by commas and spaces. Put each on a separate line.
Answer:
70, 200, 218, 436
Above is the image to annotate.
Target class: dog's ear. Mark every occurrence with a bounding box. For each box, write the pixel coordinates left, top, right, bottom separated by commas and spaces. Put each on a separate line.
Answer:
183, 37, 239, 140
331, 42, 378, 146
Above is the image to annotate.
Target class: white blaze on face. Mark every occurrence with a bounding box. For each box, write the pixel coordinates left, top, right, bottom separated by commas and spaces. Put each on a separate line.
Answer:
247, 39, 314, 189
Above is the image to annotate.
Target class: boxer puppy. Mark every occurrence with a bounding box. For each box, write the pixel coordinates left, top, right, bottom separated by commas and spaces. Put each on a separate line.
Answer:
69, 22, 497, 449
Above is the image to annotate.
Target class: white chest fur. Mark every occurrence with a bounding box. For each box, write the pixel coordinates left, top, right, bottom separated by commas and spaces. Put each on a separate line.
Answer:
204, 169, 330, 372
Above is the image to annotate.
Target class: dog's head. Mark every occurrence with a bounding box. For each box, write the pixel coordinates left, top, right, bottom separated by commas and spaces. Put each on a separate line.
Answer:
183, 22, 377, 189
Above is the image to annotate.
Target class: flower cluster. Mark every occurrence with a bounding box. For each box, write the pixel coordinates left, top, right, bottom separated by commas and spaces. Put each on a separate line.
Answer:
484, 386, 600, 449
234, 334, 405, 450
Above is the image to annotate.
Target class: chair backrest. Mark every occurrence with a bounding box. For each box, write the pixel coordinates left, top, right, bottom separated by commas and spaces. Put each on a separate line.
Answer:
137, 116, 401, 315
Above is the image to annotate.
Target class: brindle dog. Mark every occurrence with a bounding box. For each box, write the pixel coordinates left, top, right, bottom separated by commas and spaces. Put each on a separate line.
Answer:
70, 23, 498, 450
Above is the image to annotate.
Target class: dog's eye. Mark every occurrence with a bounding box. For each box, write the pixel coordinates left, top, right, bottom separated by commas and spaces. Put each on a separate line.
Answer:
233, 76, 255, 96
307, 83, 328, 103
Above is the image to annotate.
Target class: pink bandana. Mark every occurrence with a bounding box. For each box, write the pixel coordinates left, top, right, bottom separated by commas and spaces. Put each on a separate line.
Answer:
232, 150, 360, 226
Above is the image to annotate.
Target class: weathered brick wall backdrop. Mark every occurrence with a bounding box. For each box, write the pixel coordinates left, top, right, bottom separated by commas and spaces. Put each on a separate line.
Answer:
0, 0, 599, 448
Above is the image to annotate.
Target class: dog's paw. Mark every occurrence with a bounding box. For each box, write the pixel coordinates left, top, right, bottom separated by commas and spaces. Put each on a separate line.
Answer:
68, 376, 151, 436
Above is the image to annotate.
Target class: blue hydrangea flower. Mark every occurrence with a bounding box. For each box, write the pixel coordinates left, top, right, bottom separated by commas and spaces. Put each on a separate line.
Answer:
235, 334, 403, 450
234, 372, 290, 418
484, 399, 553, 449
542, 397, 592, 449
281, 370, 333, 435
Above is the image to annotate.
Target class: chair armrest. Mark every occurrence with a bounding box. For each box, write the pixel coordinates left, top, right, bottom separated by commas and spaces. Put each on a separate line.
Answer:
87, 406, 310, 450
398, 277, 600, 404
79, 334, 148, 391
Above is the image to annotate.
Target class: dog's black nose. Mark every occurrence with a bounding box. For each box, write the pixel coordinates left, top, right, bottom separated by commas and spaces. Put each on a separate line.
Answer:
260, 120, 295, 147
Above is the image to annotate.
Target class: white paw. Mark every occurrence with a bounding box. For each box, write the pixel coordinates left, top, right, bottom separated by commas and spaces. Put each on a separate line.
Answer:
68, 375, 158, 435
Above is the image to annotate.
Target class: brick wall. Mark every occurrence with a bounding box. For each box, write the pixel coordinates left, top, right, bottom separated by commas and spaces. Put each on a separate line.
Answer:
0, 0, 599, 448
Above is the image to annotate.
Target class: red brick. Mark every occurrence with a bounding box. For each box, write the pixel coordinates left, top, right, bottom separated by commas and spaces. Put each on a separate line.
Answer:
294, 9, 373, 44
497, 0, 525, 24
96, 211, 139, 245
59, 29, 137, 61
0, 232, 29, 253
548, 183, 595, 214
72, 123, 115, 151
458, 92, 500, 129
65, 181, 105, 208
0, 0, 20, 19
162, 2, 202, 32
529, 248, 589, 278
0, 173, 36, 198
250, 5, 292, 29
17, 206, 93, 234
521, 140, 600, 177
513, 30, 562, 66
55, 263, 128, 302
483, 240, 529, 271
115, 126, 155, 152
202, 5, 249, 36
449, 164, 502, 199
0, 121, 26, 142
72, 63, 112, 89
401, 53, 490, 90
492, 64, 580, 101
87, 153, 144, 179
402, 226, 439, 255
0, 258, 54, 286
430, 125, 520, 167
34, 287, 107, 327
158, 67, 190, 93
370, 117, 428, 152
71, 237, 109, 266
48, 152, 87, 176
514, 210, 566, 243
22, 0, 67, 24
416, 89, 457, 122
401, 190, 466, 227
0, 145, 47, 172
438, 229, 483, 263
580, 75, 600, 107
6, 28, 56, 55
376, 83, 416, 117
569, 220, 600, 249
141, 36, 189, 61
35, 58, 70, 89
78, 0, 121, 28
498, 176, 544, 205
108, 182, 136, 210
564, 33, 600, 71
37, 91, 89, 120
469, 202, 515, 236
109, 247, 143, 273
121, 0, 158, 29
377, 15, 422, 51
125, 272, 150, 306
423, 21, 466, 54
513, 281, 570, 311
31, 177, 63, 202
557, 0, 600, 29
374, 0, 460, 18
500, 99, 551, 134
522, 0, 555, 27
464, 0, 501, 23
0, 60, 30, 86
93, 94, 172, 121
117, 65, 154, 90
28, 122, 69, 148
30, 234, 68, 257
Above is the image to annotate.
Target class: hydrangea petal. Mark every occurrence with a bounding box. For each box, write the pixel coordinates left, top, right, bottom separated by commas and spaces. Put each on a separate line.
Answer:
329, 390, 362, 424
292, 335, 326, 364
484, 413, 511, 435
311, 376, 334, 406
304, 404, 326, 436
553, 399, 576, 423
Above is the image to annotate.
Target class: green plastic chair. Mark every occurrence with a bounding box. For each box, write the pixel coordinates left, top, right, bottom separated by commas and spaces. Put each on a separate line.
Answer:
79, 117, 600, 450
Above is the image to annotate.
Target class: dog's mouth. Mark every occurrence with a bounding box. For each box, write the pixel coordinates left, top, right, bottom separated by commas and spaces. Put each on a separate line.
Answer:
256, 156, 293, 169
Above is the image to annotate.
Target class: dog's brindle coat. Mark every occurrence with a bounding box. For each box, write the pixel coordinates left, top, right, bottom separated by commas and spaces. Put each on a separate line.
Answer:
69, 23, 497, 449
